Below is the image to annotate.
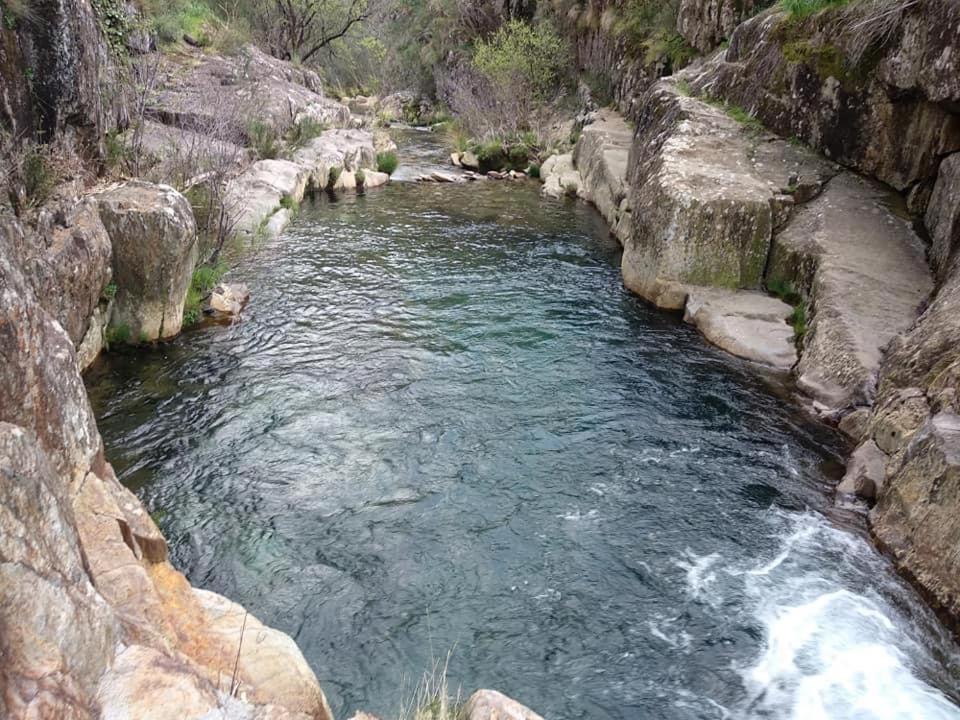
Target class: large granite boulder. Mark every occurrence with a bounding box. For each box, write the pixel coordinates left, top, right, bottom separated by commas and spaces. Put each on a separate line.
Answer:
622, 78, 834, 310
97, 181, 197, 342
463, 690, 544, 720
572, 109, 633, 241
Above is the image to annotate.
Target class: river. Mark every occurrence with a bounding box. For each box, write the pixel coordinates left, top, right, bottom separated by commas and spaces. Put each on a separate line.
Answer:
86, 129, 960, 719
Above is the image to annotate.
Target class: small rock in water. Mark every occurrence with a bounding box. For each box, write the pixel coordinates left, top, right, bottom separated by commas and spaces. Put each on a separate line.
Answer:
450, 152, 462, 167
463, 689, 544, 720
206, 282, 250, 318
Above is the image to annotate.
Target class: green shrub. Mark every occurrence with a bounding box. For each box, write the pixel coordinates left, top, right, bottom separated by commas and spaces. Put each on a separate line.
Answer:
376, 151, 399, 175
246, 120, 279, 159
473, 20, 571, 103
279, 194, 299, 211
103, 282, 118, 300
144, 0, 217, 46
355, 168, 366, 185
328, 166, 342, 186
287, 117, 327, 148
790, 303, 808, 341
767, 278, 803, 306
527, 164, 541, 179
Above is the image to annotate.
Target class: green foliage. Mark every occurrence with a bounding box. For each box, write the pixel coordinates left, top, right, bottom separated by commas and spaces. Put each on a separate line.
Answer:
376, 151, 398, 175
675, 79, 692, 96
183, 261, 227, 326
106, 323, 131, 346
527, 163, 541, 179
780, 0, 851, 18
287, 117, 327, 149
703, 96, 766, 133
91, 0, 129, 55
473, 20, 571, 103
328, 165, 342, 186
22, 146, 54, 207
246, 120, 279, 159
790, 303, 808, 341
104, 129, 129, 173
102, 282, 118, 300
355, 168, 366, 185
767, 278, 803, 306
144, 0, 218, 46
279, 194, 298, 211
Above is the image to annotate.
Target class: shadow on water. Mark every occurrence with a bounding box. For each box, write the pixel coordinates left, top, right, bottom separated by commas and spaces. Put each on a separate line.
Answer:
86, 129, 960, 720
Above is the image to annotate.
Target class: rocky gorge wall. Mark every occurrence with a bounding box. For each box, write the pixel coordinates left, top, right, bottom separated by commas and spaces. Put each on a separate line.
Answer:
548, 0, 960, 632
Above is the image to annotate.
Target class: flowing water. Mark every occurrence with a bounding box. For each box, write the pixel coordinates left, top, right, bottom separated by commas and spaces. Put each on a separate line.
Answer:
86, 129, 960, 719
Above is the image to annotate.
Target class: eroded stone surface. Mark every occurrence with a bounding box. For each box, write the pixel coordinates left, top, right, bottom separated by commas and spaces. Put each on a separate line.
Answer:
683, 288, 797, 370
463, 690, 544, 720
769, 173, 932, 414
622, 78, 835, 310
97, 182, 198, 342
573, 108, 633, 241
926, 153, 960, 284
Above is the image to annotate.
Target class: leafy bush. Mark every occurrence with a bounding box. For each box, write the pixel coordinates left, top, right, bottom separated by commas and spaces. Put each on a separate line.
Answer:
473, 20, 571, 104
246, 120, 279, 159
527, 163, 541, 179
22, 146, 55, 207
328, 166, 342, 186
376, 151, 399, 175
279, 194, 299, 211
144, 0, 217, 46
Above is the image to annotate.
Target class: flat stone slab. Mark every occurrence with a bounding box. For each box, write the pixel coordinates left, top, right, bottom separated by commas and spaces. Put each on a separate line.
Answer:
769, 173, 933, 414
684, 287, 798, 370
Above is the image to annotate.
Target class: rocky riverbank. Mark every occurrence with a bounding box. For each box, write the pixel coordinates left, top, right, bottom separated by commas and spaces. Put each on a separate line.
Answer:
544, 0, 960, 633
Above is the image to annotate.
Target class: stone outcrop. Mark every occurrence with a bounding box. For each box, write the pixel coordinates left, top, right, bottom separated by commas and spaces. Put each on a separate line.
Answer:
683, 288, 797, 370
463, 690, 544, 720
572, 108, 633, 242
768, 173, 931, 413
677, 0, 758, 53
622, 78, 834, 310
0, 0, 112, 150
147, 45, 350, 142
0, 208, 332, 719
228, 128, 382, 239
97, 181, 198, 342
540, 153, 581, 199
926, 153, 960, 284
692, 1, 960, 201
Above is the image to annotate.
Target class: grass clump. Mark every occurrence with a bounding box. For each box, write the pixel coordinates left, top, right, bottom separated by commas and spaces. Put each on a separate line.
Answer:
145, 0, 217, 46
183, 261, 227, 326
287, 117, 327, 149
246, 120, 279, 160
398, 652, 462, 720
328, 165, 342, 187
767, 278, 808, 341
278, 194, 298, 211
780, 0, 852, 19
527, 163, 541, 179
21, 146, 55, 207
102, 282, 118, 300
355, 168, 366, 186
377, 151, 399, 175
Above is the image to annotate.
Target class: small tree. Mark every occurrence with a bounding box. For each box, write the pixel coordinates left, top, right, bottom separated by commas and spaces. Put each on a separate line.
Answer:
253, 0, 371, 62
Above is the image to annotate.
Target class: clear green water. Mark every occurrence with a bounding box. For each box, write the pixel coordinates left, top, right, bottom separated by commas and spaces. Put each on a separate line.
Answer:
86, 132, 960, 719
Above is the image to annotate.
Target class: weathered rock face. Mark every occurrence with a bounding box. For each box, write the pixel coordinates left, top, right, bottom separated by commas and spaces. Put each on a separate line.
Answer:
229, 128, 381, 239
622, 78, 834, 310
0, 0, 110, 148
693, 2, 960, 200
572, 109, 633, 241
871, 413, 960, 622
1, 194, 112, 351
97, 181, 198, 342
1, 200, 333, 720
683, 288, 797, 370
768, 173, 932, 414
147, 44, 350, 143
926, 152, 960, 284
676, 0, 758, 53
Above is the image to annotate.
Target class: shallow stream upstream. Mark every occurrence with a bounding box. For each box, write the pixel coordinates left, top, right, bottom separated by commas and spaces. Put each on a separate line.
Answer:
87, 129, 960, 719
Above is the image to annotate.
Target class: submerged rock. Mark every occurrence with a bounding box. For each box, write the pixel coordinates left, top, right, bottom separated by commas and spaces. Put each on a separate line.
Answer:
97, 181, 198, 342
207, 283, 250, 318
